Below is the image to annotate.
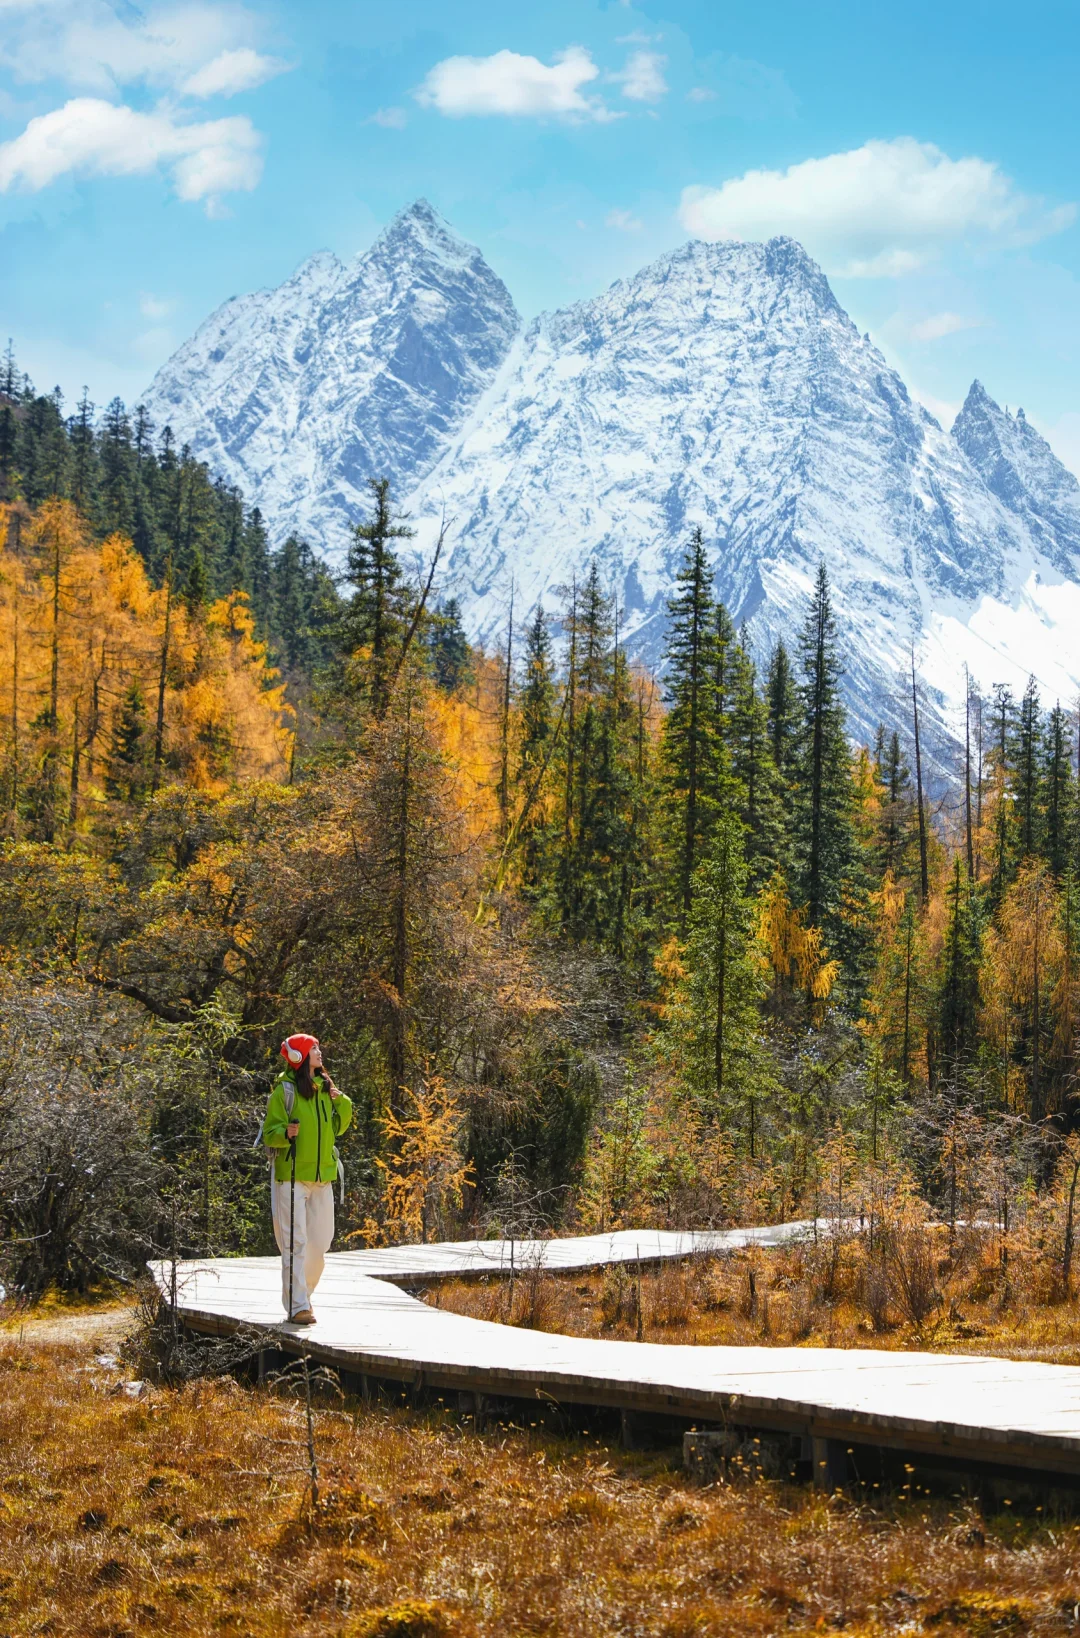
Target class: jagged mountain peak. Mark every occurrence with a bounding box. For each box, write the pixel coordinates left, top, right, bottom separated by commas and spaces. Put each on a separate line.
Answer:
143, 202, 1080, 774
953, 378, 1080, 574
141, 199, 520, 553
375, 197, 469, 258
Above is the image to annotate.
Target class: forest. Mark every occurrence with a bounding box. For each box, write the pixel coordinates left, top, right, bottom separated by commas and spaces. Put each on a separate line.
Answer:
1, 357, 1079, 1317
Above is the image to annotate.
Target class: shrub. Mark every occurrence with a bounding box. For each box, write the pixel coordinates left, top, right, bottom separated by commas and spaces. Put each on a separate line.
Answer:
348, 1600, 454, 1638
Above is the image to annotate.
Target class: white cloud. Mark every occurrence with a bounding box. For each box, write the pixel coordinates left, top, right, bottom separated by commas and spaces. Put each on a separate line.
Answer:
909, 311, 982, 343
0, 96, 262, 211
139, 292, 172, 320
611, 48, 667, 102
606, 207, 643, 232
416, 46, 613, 121
686, 86, 716, 103
679, 137, 1075, 276
0, 1, 287, 98
182, 47, 284, 98
368, 105, 407, 129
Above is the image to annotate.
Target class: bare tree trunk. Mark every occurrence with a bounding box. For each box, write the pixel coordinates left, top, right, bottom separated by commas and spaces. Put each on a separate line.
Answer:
562, 576, 577, 918
975, 694, 984, 881
1063, 1157, 1080, 1297
152, 567, 173, 794
902, 909, 914, 1084
911, 653, 929, 902
42, 523, 62, 842
68, 697, 81, 830
964, 665, 974, 878
497, 584, 513, 843
714, 917, 727, 1099
389, 683, 413, 1113
1032, 878, 1042, 1121
84, 640, 107, 784
8, 572, 18, 827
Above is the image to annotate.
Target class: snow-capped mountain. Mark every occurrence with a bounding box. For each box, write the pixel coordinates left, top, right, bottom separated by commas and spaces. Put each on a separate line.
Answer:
142, 200, 519, 546
953, 380, 1080, 572
143, 202, 1080, 768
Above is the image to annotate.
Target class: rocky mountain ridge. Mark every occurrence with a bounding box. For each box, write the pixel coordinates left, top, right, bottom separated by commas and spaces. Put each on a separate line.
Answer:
143, 201, 1080, 767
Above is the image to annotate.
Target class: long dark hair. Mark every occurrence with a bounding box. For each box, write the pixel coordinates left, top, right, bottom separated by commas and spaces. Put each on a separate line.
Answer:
294, 1053, 320, 1100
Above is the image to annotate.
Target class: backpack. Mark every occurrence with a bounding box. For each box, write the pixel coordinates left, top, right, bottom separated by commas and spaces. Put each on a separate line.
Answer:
255, 1077, 346, 1203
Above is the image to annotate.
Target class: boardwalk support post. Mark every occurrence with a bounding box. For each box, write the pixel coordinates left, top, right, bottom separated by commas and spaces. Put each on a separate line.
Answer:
811, 1435, 847, 1490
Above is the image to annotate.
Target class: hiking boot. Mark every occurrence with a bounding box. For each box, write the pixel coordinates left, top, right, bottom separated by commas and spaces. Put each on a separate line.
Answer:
289, 1309, 316, 1325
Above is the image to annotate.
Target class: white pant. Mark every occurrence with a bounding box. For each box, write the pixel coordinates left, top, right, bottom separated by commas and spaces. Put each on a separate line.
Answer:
271, 1176, 335, 1317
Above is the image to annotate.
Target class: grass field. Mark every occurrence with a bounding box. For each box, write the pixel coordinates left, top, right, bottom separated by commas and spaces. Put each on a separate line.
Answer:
428, 1235, 1080, 1367
2, 1309, 1080, 1637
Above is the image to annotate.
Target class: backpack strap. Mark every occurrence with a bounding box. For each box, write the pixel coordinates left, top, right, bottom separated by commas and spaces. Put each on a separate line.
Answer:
254, 1077, 297, 1152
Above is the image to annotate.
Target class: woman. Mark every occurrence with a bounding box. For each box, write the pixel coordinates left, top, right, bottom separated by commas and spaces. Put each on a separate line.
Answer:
263, 1033, 353, 1324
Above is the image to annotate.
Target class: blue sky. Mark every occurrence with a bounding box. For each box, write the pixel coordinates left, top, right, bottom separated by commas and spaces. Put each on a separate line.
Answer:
1, 0, 1079, 470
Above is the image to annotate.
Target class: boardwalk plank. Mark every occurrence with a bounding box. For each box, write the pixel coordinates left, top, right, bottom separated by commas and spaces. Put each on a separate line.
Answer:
154, 1231, 1080, 1480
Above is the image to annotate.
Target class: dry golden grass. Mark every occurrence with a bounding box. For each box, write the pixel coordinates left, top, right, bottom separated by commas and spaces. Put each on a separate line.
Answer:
428, 1233, 1080, 1365
2, 1327, 1080, 1636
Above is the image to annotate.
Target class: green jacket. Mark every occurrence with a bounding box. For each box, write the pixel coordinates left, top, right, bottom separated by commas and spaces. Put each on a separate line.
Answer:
263, 1071, 353, 1185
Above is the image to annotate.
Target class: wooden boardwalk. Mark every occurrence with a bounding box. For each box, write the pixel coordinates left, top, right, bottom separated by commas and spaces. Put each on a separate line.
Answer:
328, 1222, 818, 1283
157, 1228, 1080, 1484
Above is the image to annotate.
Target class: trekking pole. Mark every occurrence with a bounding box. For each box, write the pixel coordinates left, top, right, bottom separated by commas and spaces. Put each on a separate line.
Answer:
288, 1131, 297, 1322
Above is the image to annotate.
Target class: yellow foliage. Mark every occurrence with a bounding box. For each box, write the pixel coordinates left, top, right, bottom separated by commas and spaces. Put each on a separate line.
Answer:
372, 1074, 475, 1244
758, 874, 839, 1003
0, 501, 288, 816
426, 672, 501, 847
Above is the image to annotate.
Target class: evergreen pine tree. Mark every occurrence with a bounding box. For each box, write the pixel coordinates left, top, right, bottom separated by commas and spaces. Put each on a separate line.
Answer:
988, 682, 1017, 907
0, 340, 16, 397
98, 397, 135, 537
1015, 675, 1043, 862
272, 535, 307, 669
184, 544, 208, 613
68, 389, 96, 515
938, 857, 982, 1083
793, 564, 854, 947
427, 598, 472, 691
876, 729, 913, 881
766, 641, 799, 784
106, 678, 150, 802
669, 812, 769, 1152
243, 505, 272, 628
730, 643, 784, 890
1045, 703, 1072, 878
0, 401, 17, 503
339, 476, 415, 718
218, 485, 247, 595
515, 604, 556, 895
559, 565, 629, 942
21, 391, 67, 506
130, 410, 161, 571
659, 528, 719, 924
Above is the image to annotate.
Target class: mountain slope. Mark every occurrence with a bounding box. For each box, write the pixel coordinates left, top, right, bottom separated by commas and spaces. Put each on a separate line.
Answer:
408, 237, 1068, 757
952, 381, 1080, 571
142, 206, 1080, 768
142, 201, 520, 549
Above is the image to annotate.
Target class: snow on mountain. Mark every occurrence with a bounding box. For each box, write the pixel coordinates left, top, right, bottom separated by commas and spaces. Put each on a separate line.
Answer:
141, 200, 519, 546
142, 204, 1080, 770
952, 380, 1080, 571
409, 235, 1076, 762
